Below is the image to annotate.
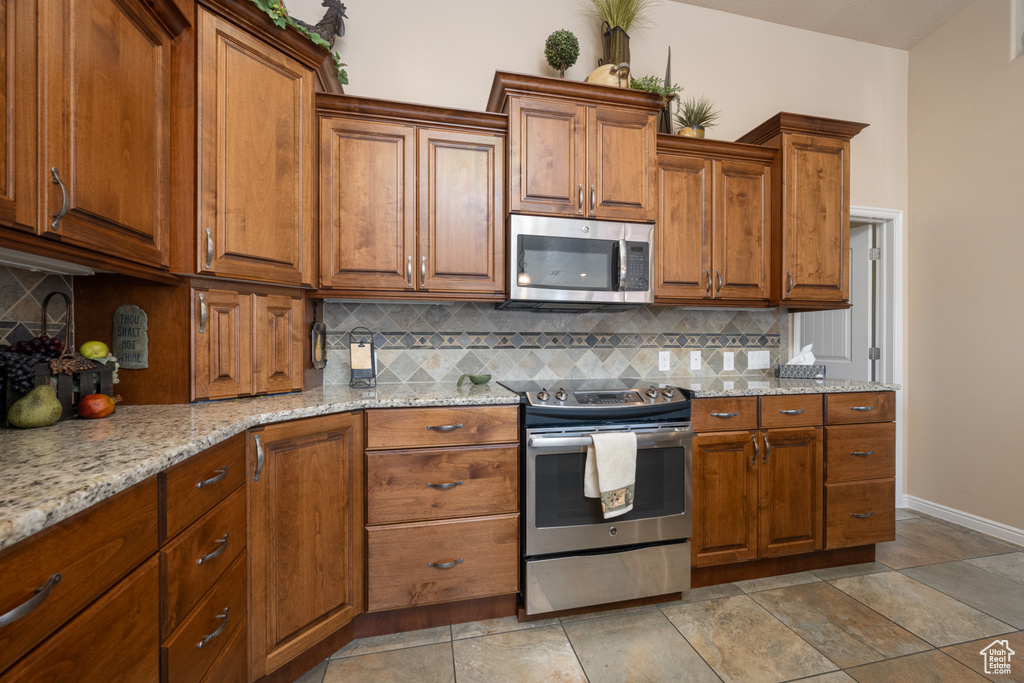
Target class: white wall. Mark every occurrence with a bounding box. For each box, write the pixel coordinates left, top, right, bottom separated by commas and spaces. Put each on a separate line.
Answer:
908, 0, 1024, 530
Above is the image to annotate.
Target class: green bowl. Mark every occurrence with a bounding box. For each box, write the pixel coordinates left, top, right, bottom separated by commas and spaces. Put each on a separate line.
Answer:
457, 373, 491, 387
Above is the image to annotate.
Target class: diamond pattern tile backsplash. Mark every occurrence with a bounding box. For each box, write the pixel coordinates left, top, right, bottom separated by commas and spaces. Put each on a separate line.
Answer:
0, 267, 73, 347
323, 301, 787, 386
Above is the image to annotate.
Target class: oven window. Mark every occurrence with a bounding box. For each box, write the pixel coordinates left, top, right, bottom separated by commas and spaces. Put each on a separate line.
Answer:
534, 447, 686, 527
518, 235, 615, 291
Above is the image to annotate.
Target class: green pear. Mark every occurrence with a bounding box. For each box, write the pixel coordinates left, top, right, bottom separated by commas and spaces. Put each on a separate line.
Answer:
8, 385, 63, 429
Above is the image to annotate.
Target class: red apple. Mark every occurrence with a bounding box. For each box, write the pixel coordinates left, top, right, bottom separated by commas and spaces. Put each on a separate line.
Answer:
78, 394, 116, 419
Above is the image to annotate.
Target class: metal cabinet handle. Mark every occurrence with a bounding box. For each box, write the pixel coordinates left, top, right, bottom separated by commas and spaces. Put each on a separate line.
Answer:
427, 558, 464, 570
851, 405, 876, 412
198, 293, 207, 334
197, 534, 229, 566
420, 255, 426, 287
426, 423, 463, 432
578, 184, 583, 213
427, 481, 463, 490
205, 228, 213, 269
850, 511, 874, 519
0, 573, 61, 628
763, 434, 771, 464
197, 607, 229, 649
196, 466, 228, 489
779, 409, 806, 415
406, 256, 413, 288
50, 168, 69, 231
716, 269, 723, 296
752, 434, 759, 465
850, 450, 874, 457
253, 434, 264, 482
590, 184, 596, 213
711, 412, 738, 418
786, 270, 794, 297
705, 269, 711, 297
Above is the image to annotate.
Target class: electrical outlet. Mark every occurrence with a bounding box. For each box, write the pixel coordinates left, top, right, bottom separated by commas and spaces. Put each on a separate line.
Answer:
723, 351, 735, 371
748, 349, 770, 370
689, 350, 702, 371
658, 351, 670, 372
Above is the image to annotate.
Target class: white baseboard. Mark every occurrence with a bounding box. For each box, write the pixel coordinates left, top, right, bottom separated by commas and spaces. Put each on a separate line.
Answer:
904, 496, 1024, 548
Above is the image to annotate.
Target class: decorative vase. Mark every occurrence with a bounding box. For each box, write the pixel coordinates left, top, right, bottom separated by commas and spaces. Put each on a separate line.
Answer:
678, 126, 706, 139
599, 22, 630, 66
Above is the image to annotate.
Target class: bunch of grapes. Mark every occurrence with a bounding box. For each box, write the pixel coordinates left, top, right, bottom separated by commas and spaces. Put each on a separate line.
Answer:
1, 334, 65, 402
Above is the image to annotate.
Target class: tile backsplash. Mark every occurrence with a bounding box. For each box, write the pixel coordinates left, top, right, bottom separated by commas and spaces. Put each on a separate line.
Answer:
0, 267, 73, 347
323, 302, 787, 386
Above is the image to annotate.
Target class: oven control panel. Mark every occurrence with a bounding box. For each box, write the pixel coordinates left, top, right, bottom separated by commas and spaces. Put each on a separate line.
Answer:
526, 386, 688, 408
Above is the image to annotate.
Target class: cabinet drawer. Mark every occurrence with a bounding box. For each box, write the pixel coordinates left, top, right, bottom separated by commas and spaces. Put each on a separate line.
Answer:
161, 487, 246, 638
0, 478, 158, 675
826, 423, 896, 483
760, 394, 823, 428
691, 397, 759, 432
200, 620, 246, 683
367, 445, 519, 524
162, 433, 245, 541
162, 552, 246, 683
0, 556, 159, 683
367, 514, 519, 611
826, 392, 895, 424
825, 479, 896, 549
366, 405, 518, 450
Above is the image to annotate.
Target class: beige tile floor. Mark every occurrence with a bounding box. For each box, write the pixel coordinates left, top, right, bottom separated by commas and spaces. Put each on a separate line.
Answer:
294, 510, 1024, 683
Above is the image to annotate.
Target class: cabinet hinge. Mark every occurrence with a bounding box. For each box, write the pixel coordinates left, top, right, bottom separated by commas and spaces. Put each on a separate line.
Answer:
868, 347, 881, 360
868, 248, 881, 261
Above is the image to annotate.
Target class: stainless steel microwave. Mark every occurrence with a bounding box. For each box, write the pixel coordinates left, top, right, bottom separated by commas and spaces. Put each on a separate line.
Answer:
500, 214, 654, 311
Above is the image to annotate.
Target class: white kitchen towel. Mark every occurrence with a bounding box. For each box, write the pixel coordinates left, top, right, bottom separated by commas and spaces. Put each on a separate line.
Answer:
583, 431, 637, 519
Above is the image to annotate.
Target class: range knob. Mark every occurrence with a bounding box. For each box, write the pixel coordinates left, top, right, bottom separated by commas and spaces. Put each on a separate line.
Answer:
662, 387, 675, 399
554, 387, 568, 402
536, 388, 550, 402
645, 386, 659, 400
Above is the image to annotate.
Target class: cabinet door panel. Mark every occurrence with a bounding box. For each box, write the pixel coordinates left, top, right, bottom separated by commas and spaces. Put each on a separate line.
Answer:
41, 0, 171, 267
319, 118, 416, 290
758, 427, 823, 558
193, 290, 253, 400
782, 134, 849, 302
248, 412, 364, 679
509, 98, 585, 216
655, 154, 712, 299
198, 9, 313, 285
255, 294, 303, 395
715, 160, 770, 301
692, 432, 758, 567
419, 128, 504, 293
588, 107, 655, 221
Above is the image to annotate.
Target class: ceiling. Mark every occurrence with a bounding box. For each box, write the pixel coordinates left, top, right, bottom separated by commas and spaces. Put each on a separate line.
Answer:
666, 0, 976, 50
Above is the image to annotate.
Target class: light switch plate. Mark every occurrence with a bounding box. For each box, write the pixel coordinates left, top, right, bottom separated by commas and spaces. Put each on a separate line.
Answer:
659, 351, 670, 372
723, 351, 735, 371
748, 350, 770, 370
689, 350, 702, 371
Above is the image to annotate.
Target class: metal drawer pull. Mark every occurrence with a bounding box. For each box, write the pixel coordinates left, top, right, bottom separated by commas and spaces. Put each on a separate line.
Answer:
427, 481, 463, 490
850, 450, 875, 457
711, 412, 738, 418
50, 168, 69, 231
196, 466, 228, 489
851, 405, 876, 411
763, 434, 771, 464
197, 534, 229, 566
197, 607, 229, 649
198, 293, 207, 334
426, 423, 463, 432
253, 434, 264, 482
780, 409, 805, 415
0, 573, 61, 628
427, 558, 464, 570
752, 434, 759, 465
205, 228, 213, 269
850, 511, 874, 519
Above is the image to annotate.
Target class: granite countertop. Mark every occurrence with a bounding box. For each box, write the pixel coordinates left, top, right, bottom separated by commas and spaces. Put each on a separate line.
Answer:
0, 382, 519, 552
679, 376, 901, 398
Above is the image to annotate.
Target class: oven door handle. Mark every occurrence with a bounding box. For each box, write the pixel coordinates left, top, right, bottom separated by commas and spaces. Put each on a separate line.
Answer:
528, 430, 689, 449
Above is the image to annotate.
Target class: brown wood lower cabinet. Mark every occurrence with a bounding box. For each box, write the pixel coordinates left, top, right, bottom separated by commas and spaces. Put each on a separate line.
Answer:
758, 427, 823, 558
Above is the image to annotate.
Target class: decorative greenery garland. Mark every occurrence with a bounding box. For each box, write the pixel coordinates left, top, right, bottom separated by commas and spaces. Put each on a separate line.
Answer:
249, 0, 349, 85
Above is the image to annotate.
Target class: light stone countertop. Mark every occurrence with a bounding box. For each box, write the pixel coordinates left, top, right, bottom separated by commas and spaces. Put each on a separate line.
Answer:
0, 382, 519, 553
678, 376, 901, 398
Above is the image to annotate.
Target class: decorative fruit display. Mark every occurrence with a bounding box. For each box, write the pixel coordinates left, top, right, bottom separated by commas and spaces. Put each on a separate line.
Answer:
7, 385, 63, 428
79, 341, 110, 360
1, 334, 66, 403
77, 393, 119, 419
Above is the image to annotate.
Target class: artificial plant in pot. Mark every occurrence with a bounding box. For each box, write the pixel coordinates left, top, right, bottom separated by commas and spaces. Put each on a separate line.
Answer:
586, 0, 660, 66
629, 75, 681, 105
675, 94, 721, 138
545, 29, 580, 78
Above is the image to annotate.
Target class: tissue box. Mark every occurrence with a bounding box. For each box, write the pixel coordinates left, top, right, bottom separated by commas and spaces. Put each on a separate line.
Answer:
775, 364, 826, 380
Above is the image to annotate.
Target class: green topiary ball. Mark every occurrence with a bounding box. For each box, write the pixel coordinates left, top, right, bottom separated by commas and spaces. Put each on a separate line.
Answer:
545, 29, 580, 78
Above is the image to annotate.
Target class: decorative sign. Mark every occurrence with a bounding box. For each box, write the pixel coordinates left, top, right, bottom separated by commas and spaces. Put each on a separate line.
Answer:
112, 305, 148, 369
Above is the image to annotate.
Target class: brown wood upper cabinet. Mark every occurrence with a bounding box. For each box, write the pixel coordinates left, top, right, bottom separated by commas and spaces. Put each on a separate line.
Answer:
738, 114, 869, 308
318, 97, 505, 298
656, 137, 774, 304
195, 7, 315, 286
488, 72, 661, 222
